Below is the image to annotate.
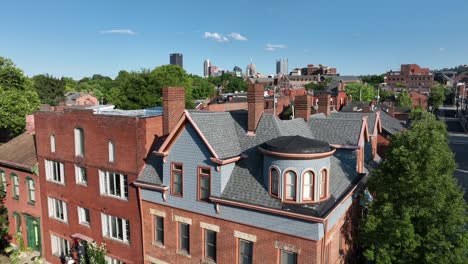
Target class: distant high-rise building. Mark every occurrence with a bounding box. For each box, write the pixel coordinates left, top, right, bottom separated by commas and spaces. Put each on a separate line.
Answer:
276, 58, 288, 75
246, 63, 257, 77
170, 53, 183, 68
204, 59, 211, 77
233, 66, 242, 77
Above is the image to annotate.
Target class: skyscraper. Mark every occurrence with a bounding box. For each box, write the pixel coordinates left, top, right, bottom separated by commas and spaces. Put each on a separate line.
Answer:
276, 58, 288, 75
170, 53, 183, 68
204, 59, 211, 77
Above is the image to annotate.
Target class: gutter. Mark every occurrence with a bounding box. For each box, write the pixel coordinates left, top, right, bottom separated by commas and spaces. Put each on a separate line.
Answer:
0, 159, 33, 172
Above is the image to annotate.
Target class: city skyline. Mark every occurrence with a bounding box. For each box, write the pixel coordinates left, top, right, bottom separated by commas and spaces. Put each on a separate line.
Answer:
1, 0, 467, 79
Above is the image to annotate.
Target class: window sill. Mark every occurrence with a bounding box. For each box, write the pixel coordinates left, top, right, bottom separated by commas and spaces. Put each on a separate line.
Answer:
50, 217, 68, 224
100, 194, 128, 201
176, 250, 191, 258
27, 201, 35, 206
76, 182, 88, 187
202, 258, 217, 264
46, 180, 65, 186
152, 241, 165, 249
12, 196, 19, 201
79, 222, 90, 228
103, 236, 131, 246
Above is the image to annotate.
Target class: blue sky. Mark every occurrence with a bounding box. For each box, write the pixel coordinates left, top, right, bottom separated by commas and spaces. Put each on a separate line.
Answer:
1, 0, 467, 79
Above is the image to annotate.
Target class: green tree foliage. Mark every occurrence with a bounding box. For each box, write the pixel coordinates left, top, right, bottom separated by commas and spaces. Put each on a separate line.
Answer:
378, 89, 394, 102
429, 84, 446, 109
361, 112, 468, 263
76, 74, 113, 103
207, 74, 247, 93
63, 77, 77, 92
396, 90, 412, 108
345, 83, 375, 102
0, 57, 40, 138
191, 75, 215, 99
361, 75, 384, 88
32, 74, 65, 105
305, 82, 327, 90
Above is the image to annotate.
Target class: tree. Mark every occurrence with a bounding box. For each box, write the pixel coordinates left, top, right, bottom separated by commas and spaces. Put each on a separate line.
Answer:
361, 112, 468, 263
0, 57, 40, 139
191, 75, 215, 99
151, 65, 194, 108
208, 74, 247, 93
429, 84, 446, 109
396, 90, 412, 108
361, 74, 384, 88
345, 83, 375, 102
32, 74, 66, 105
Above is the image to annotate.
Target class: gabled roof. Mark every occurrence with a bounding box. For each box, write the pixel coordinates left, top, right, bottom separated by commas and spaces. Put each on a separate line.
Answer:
329, 112, 380, 135
0, 132, 37, 171
308, 118, 365, 146
379, 111, 406, 135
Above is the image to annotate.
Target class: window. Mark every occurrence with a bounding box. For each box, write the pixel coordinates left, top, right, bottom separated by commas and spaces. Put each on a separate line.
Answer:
75, 165, 87, 185
280, 250, 297, 264
154, 216, 164, 245
108, 141, 115, 162
78, 207, 90, 226
270, 168, 279, 197
239, 239, 253, 264
50, 234, 70, 257
171, 163, 183, 196
0, 171, 6, 193
105, 256, 126, 264
320, 169, 327, 199
284, 171, 297, 201
101, 213, 130, 243
50, 134, 56, 153
26, 177, 35, 203
45, 160, 65, 184
11, 174, 19, 199
99, 170, 128, 200
198, 167, 211, 201
204, 229, 216, 262
13, 212, 21, 234
48, 197, 68, 222
74, 128, 84, 156
303, 171, 314, 201
178, 222, 190, 254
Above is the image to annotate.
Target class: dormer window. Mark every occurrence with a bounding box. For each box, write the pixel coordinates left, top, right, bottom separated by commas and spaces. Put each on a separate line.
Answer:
319, 169, 327, 199
270, 167, 279, 197
284, 171, 297, 201
303, 171, 314, 201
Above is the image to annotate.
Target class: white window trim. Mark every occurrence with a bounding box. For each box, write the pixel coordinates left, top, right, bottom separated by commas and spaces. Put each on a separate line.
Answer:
101, 213, 130, 244
45, 160, 65, 185
50, 134, 56, 153
47, 197, 68, 223
50, 234, 70, 257
108, 141, 115, 163
75, 165, 87, 186
77, 206, 90, 227
105, 255, 126, 264
74, 128, 84, 156
99, 170, 128, 200
1, 171, 6, 192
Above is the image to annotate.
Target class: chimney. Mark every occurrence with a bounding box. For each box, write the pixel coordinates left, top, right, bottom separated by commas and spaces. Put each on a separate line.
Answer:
163, 86, 185, 136
295, 95, 311, 121
247, 83, 264, 134
317, 93, 331, 116
25, 115, 35, 134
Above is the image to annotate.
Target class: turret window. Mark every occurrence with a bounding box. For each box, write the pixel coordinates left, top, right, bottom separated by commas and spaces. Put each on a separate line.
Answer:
284, 171, 297, 201
270, 168, 279, 197
320, 169, 327, 199
303, 171, 314, 201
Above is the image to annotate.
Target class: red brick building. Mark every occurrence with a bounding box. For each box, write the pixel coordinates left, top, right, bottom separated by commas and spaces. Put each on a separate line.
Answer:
34, 106, 163, 263
409, 91, 429, 110
385, 64, 434, 89
0, 128, 42, 254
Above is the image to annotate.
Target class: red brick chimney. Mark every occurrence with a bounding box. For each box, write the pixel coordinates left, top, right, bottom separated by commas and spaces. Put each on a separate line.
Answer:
247, 83, 264, 134
163, 87, 185, 136
295, 95, 311, 121
25, 114, 35, 134
317, 93, 331, 116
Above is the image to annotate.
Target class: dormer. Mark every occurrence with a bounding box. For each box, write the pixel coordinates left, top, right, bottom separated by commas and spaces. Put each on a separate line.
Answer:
259, 136, 335, 203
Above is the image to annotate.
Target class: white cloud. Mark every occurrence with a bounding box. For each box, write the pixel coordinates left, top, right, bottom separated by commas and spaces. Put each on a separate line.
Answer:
204, 32, 229, 42
264, 43, 287, 51
439, 47, 446, 52
229, 32, 248, 41
99, 29, 136, 35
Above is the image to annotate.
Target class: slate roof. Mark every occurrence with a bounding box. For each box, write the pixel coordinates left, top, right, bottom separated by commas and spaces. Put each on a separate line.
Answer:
0, 132, 37, 170
330, 112, 377, 134
137, 109, 362, 217
379, 111, 406, 135
308, 118, 363, 145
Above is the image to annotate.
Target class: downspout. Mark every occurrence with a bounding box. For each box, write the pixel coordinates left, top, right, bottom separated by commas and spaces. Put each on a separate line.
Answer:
321, 219, 329, 264
137, 187, 147, 263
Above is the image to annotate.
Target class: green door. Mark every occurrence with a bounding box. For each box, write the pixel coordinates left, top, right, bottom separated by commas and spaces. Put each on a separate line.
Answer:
25, 216, 41, 254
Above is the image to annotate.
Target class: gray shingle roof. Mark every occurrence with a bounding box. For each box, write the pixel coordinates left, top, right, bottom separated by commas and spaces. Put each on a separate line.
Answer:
379, 111, 405, 135
136, 152, 163, 185
330, 112, 377, 134
308, 118, 362, 145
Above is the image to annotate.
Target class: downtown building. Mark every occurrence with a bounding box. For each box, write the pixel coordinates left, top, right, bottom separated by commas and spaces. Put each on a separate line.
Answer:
276, 58, 288, 75
170, 53, 183, 68
385, 64, 434, 89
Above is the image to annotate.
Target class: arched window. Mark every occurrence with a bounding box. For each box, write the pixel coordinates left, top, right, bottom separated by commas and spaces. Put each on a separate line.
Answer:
50, 134, 55, 153
0, 170, 6, 193
270, 168, 279, 197
319, 169, 327, 199
284, 171, 297, 201
303, 171, 314, 201
108, 141, 115, 162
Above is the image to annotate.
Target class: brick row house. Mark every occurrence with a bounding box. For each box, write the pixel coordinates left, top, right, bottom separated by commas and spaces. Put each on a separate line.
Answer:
135, 85, 369, 264
34, 106, 164, 263
0, 127, 42, 254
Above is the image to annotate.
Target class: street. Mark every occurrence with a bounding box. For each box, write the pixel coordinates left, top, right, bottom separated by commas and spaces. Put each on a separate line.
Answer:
437, 107, 468, 201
